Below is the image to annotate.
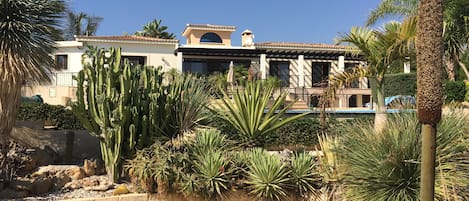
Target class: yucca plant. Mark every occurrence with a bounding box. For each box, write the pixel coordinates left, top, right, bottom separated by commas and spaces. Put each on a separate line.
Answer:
191, 129, 231, 157
245, 148, 291, 201
289, 152, 321, 199
191, 150, 232, 199
180, 129, 234, 199
214, 81, 310, 147
337, 111, 469, 201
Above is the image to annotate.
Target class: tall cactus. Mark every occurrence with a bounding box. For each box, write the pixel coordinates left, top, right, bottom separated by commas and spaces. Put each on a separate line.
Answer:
72, 47, 164, 182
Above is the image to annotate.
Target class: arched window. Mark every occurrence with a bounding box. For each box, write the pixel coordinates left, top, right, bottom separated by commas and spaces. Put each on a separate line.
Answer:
200, 32, 222, 43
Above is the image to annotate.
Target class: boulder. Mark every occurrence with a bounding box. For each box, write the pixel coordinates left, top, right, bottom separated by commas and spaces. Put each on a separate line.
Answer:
113, 185, 129, 195
53, 171, 71, 190
10, 177, 33, 192
68, 167, 86, 180
31, 176, 52, 194
0, 188, 28, 199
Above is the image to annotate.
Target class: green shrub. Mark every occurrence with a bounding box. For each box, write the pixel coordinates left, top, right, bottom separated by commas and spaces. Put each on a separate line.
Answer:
17, 102, 83, 129
266, 118, 321, 148
384, 73, 417, 97
465, 81, 469, 101
443, 80, 466, 102
337, 112, 469, 200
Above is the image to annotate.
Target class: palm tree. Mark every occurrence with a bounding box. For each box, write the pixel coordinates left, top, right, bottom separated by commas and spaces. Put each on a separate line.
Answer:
64, 11, 102, 40
416, 0, 444, 199
366, 0, 469, 80
135, 19, 175, 39
0, 0, 65, 150
326, 18, 416, 132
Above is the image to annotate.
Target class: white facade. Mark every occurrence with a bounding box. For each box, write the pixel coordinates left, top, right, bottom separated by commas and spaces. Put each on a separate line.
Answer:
22, 36, 179, 105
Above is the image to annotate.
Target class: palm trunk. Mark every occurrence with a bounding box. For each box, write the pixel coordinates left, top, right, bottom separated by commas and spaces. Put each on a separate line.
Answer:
416, 0, 443, 200
0, 78, 22, 147
370, 79, 387, 133
420, 124, 437, 201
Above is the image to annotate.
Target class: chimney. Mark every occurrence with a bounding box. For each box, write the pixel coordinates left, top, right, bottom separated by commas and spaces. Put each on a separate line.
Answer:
241, 29, 254, 47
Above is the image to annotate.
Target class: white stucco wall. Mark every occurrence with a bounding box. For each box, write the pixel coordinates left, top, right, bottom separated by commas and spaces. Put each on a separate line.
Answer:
24, 39, 179, 105
55, 40, 178, 73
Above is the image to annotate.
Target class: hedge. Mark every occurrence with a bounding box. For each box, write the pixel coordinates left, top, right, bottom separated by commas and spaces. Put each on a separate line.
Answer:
465, 81, 469, 102
384, 73, 417, 97
17, 102, 83, 130
443, 81, 466, 102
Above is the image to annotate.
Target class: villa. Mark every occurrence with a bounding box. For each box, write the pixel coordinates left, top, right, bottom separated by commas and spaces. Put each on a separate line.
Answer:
22, 24, 371, 108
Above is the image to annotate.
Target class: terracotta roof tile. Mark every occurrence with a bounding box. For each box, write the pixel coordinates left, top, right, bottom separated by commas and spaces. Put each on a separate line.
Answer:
75, 35, 178, 44
185, 24, 236, 30
255, 42, 349, 50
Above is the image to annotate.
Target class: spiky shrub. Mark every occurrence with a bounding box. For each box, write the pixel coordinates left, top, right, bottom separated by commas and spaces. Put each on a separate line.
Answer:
289, 152, 321, 199
215, 81, 309, 147
337, 112, 469, 201
160, 74, 212, 143
245, 148, 291, 201
316, 134, 344, 201
190, 129, 230, 157
125, 142, 189, 194
180, 129, 233, 199
190, 150, 232, 199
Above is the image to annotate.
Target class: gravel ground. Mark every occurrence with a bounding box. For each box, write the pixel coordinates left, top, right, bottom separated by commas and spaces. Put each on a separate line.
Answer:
2, 188, 114, 201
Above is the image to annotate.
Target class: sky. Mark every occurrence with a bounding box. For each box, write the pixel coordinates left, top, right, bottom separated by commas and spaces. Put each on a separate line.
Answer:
69, 0, 387, 46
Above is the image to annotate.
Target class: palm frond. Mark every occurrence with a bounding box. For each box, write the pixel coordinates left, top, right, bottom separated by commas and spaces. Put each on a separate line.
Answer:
366, 0, 418, 26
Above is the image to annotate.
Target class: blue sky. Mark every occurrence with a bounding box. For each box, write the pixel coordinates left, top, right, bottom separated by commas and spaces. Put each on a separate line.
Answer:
69, 0, 387, 45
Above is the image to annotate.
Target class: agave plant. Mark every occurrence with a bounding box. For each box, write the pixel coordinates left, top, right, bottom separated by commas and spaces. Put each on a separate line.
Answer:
214, 81, 310, 146
245, 148, 291, 201
337, 111, 469, 201
289, 152, 321, 199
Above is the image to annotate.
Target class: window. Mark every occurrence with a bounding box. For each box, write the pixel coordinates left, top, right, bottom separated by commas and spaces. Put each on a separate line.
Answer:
200, 32, 222, 43
312, 62, 330, 86
183, 59, 250, 76
56, 55, 68, 70
269, 61, 290, 87
122, 56, 146, 67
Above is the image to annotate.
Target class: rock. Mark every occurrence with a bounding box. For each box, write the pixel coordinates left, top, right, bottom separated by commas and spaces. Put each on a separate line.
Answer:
83, 159, 97, 176
10, 177, 33, 192
84, 183, 114, 191
68, 167, 86, 180
31, 176, 52, 194
0, 188, 28, 199
81, 177, 99, 187
35, 165, 80, 176
53, 171, 71, 190
113, 184, 129, 195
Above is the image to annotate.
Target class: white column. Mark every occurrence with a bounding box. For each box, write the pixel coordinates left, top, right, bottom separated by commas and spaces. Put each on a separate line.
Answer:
338, 56, 345, 72
260, 54, 267, 79
298, 55, 304, 87
404, 59, 411, 73
176, 52, 183, 72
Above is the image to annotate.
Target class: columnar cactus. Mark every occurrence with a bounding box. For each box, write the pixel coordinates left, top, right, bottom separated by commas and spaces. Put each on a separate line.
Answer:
72, 47, 164, 182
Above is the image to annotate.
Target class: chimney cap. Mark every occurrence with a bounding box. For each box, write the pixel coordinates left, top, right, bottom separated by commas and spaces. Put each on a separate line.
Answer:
242, 29, 252, 35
